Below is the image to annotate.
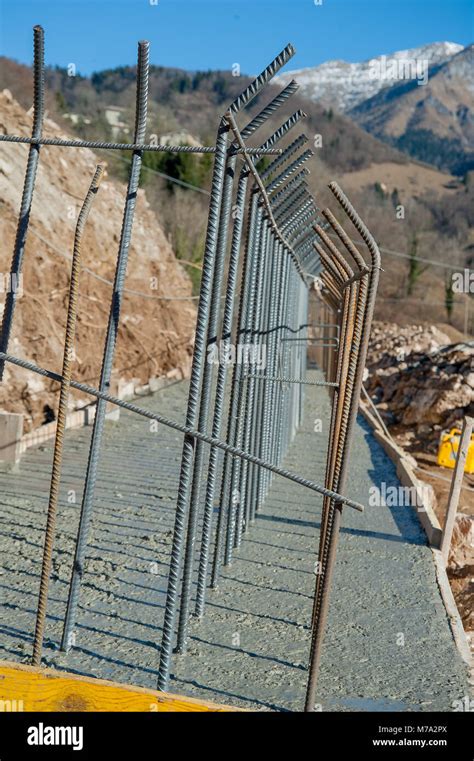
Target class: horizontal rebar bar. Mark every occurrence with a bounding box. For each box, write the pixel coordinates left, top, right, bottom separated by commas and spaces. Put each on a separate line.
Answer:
281, 337, 339, 344
243, 373, 339, 387
0, 134, 281, 155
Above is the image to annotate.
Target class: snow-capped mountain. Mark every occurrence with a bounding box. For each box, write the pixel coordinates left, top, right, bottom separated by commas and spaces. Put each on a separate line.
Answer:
350, 45, 474, 175
274, 42, 464, 113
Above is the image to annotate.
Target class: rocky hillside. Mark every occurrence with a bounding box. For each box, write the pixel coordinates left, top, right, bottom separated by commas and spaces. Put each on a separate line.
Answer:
0, 89, 196, 431
366, 321, 474, 453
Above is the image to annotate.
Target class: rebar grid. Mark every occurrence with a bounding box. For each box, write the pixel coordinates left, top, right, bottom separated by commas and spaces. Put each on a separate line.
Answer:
0, 28, 380, 711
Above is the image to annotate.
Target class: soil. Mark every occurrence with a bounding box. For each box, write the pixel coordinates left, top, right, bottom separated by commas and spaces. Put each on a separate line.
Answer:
0, 89, 196, 432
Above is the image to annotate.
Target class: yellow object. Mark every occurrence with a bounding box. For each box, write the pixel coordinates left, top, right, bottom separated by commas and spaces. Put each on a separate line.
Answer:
0, 661, 237, 712
437, 427, 474, 473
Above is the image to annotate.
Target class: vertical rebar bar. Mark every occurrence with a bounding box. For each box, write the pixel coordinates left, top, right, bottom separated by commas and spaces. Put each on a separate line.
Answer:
193, 166, 250, 618
175, 143, 236, 653
211, 192, 260, 583
61, 41, 150, 652
177, 89, 304, 647
156, 117, 229, 685
32, 164, 104, 666
157, 43, 297, 689
193, 92, 302, 618
0, 25, 44, 380
305, 184, 380, 711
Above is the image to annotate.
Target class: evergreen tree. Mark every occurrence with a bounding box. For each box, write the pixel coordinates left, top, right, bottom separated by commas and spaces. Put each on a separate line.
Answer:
406, 234, 428, 296
445, 273, 454, 323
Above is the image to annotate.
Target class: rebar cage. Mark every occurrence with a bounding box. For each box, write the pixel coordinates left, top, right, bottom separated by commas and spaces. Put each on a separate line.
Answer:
0, 27, 380, 711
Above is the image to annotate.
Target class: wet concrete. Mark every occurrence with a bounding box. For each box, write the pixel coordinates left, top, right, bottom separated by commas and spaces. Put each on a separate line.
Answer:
0, 376, 469, 711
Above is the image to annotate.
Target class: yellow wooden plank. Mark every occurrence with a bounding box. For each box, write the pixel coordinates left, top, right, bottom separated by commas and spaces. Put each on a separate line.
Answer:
0, 661, 237, 712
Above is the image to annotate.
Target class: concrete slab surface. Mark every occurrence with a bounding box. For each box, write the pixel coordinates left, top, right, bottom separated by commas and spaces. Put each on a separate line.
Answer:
0, 375, 469, 711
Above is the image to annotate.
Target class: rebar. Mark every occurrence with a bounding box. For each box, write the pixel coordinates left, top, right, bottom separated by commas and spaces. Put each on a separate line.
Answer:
31, 165, 104, 666
157, 43, 301, 689
0, 134, 282, 155
61, 40, 150, 652
1, 31, 382, 713
305, 183, 380, 711
0, 25, 45, 380
194, 86, 303, 619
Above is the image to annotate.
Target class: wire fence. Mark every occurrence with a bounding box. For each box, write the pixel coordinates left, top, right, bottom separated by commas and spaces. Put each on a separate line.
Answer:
0, 26, 381, 710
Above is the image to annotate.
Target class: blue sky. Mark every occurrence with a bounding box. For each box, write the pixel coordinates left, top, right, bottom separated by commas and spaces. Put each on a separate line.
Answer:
0, 0, 472, 76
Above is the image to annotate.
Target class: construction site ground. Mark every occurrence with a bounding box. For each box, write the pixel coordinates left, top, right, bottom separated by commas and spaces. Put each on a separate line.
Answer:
0, 372, 470, 711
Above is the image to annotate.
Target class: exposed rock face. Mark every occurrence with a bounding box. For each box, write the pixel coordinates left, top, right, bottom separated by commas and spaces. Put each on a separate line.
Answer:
0, 90, 196, 431
366, 322, 474, 451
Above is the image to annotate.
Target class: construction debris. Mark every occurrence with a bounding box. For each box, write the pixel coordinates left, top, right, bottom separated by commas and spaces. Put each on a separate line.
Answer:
366, 321, 474, 452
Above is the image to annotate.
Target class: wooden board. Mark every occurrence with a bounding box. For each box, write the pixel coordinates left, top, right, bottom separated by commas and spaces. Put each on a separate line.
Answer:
0, 661, 237, 712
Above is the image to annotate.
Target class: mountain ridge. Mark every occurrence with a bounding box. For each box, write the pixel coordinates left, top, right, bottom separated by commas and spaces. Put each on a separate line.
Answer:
273, 41, 465, 112
274, 41, 473, 175
350, 45, 474, 175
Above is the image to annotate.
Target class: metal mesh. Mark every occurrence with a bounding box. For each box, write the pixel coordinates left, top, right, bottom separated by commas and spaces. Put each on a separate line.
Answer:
0, 26, 380, 711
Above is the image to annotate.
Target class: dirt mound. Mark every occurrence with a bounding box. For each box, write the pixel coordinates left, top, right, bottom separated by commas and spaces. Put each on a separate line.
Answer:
0, 90, 196, 431
366, 322, 474, 452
